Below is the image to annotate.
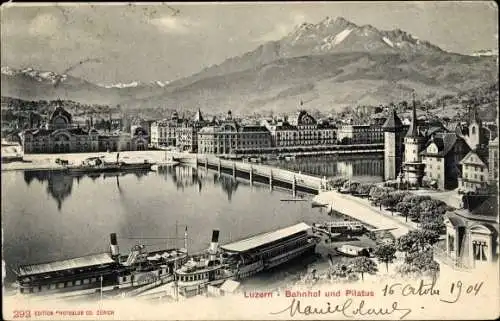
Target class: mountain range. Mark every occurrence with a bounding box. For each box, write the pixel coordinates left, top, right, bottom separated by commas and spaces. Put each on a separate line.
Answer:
1, 17, 498, 114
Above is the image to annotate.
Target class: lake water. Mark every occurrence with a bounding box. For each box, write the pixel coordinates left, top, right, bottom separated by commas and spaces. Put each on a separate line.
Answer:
1, 155, 383, 286
265, 153, 384, 183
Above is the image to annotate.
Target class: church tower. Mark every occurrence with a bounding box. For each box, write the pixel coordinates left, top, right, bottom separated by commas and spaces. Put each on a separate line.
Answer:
467, 105, 483, 150
403, 92, 425, 186
383, 108, 404, 181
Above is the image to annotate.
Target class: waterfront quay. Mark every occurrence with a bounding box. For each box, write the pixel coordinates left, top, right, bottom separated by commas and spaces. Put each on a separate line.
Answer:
176, 152, 411, 237
313, 190, 412, 238
1, 150, 169, 172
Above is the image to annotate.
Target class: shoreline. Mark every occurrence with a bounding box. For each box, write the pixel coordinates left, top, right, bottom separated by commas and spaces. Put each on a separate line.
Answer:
1, 151, 170, 172
313, 190, 415, 238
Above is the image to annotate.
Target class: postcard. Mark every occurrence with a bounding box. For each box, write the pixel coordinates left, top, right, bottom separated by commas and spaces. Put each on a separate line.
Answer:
1, 1, 499, 320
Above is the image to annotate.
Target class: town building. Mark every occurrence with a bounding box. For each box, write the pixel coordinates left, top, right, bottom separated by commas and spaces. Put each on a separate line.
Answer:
175, 109, 208, 153
420, 132, 470, 190
457, 107, 490, 151
198, 122, 271, 155
198, 111, 272, 155
99, 126, 149, 152
262, 119, 297, 147
262, 110, 336, 147
443, 194, 499, 269
382, 109, 406, 181
455, 106, 494, 193
489, 137, 499, 182
198, 120, 240, 155
402, 96, 426, 186
458, 148, 490, 193
20, 105, 148, 153
337, 124, 383, 145
150, 111, 183, 148
235, 125, 272, 154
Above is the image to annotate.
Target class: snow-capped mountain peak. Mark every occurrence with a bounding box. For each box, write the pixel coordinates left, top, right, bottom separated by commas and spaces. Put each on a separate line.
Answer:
98, 80, 170, 89
100, 81, 140, 89
1, 66, 68, 84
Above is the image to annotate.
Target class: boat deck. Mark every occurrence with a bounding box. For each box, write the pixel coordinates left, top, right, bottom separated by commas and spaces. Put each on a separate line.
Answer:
18, 253, 115, 278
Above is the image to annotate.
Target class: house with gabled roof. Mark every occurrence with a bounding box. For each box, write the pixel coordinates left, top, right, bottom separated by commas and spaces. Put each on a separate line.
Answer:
420, 131, 470, 190
458, 148, 490, 193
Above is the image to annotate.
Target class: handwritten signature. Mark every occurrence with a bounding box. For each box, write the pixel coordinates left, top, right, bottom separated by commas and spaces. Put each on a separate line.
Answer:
271, 298, 412, 319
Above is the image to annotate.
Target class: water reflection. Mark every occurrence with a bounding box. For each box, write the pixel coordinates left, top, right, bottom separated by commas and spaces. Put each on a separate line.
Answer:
157, 165, 239, 201
214, 174, 239, 202
21, 155, 382, 212
265, 154, 383, 182
24, 166, 241, 211
23, 170, 151, 211
24, 171, 73, 211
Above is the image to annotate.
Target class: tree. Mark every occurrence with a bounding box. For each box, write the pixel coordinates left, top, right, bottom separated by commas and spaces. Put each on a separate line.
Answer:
327, 177, 348, 190
374, 243, 397, 272
398, 249, 440, 278
408, 205, 421, 222
420, 199, 447, 215
369, 186, 394, 209
395, 201, 411, 222
397, 230, 440, 254
349, 257, 378, 281
380, 191, 407, 214
328, 259, 359, 282
355, 183, 374, 196
329, 262, 351, 279
419, 211, 445, 234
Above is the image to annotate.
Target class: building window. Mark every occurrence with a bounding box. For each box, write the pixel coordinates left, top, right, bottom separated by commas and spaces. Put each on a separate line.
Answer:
448, 235, 455, 252
473, 241, 487, 261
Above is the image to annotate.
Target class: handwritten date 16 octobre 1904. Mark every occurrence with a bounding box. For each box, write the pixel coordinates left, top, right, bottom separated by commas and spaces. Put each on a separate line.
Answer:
382, 278, 483, 303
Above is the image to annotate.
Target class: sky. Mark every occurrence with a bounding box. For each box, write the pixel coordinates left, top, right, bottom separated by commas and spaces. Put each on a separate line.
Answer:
1, 2, 498, 84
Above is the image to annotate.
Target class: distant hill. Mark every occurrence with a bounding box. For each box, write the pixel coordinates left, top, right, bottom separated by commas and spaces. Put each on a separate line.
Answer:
1, 17, 498, 114
0, 67, 167, 106
119, 16, 498, 114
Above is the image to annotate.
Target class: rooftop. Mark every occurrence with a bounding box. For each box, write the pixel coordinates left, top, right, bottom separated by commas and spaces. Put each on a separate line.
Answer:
420, 132, 460, 157
382, 109, 403, 130
220, 222, 311, 253
18, 252, 115, 277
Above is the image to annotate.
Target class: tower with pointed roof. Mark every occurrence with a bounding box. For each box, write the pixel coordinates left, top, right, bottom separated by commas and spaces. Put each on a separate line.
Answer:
402, 92, 426, 186
193, 108, 204, 123
467, 104, 483, 150
382, 108, 405, 180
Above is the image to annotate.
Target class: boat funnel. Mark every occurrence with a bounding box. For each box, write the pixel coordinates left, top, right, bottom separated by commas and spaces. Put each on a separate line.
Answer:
110, 233, 120, 259
209, 230, 219, 254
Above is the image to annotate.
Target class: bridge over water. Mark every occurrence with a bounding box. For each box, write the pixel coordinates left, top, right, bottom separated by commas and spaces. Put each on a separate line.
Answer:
171, 143, 383, 195
172, 153, 326, 196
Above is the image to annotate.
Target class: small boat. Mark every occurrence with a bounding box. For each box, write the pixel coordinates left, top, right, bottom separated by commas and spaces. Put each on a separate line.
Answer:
313, 220, 366, 236
65, 156, 154, 173
280, 198, 308, 202
335, 244, 373, 257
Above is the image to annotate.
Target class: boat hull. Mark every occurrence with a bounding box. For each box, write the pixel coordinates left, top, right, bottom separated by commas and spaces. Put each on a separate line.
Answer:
66, 163, 153, 173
